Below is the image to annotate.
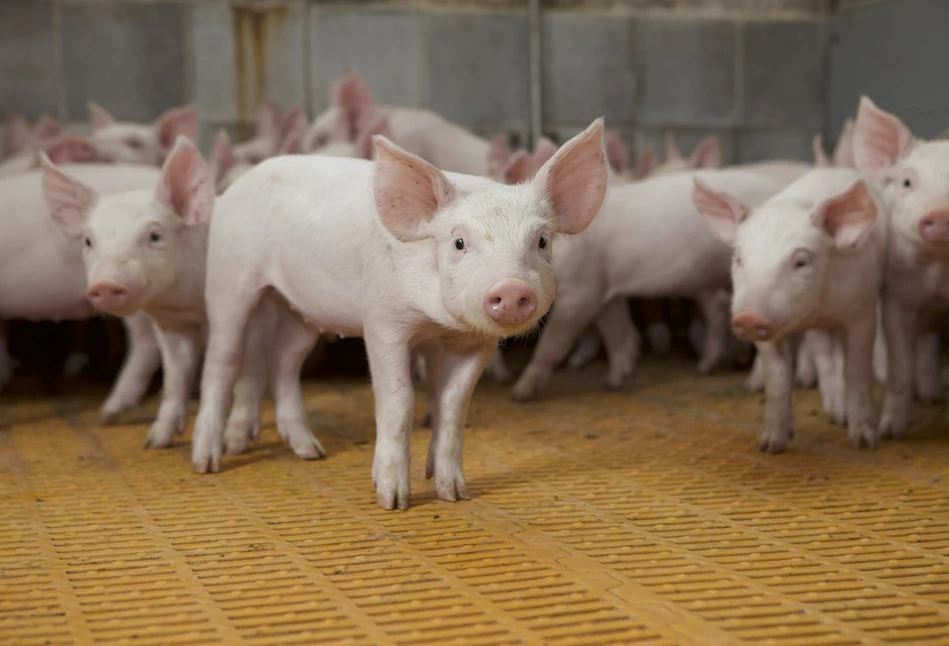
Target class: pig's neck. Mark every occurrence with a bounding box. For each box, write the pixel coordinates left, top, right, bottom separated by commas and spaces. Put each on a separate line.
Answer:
386, 108, 491, 177
144, 227, 210, 329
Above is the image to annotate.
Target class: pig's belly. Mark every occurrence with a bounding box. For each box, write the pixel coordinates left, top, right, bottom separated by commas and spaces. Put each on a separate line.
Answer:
275, 281, 365, 339
0, 272, 94, 321
605, 255, 730, 303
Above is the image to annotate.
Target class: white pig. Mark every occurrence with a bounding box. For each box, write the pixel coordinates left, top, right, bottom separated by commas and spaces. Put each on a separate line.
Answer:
40, 139, 298, 457
306, 71, 491, 176
852, 96, 949, 439
87, 102, 197, 166
190, 119, 609, 510
0, 163, 162, 417
693, 168, 884, 452
511, 168, 783, 402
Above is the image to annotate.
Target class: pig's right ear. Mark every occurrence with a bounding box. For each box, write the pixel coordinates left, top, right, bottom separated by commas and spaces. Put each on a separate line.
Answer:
812, 134, 831, 168
604, 129, 629, 173
504, 151, 533, 185
373, 136, 454, 242
32, 115, 64, 143
833, 118, 856, 168
532, 118, 609, 235
691, 178, 748, 244
632, 146, 657, 180
688, 136, 722, 170
486, 135, 511, 181
210, 129, 236, 182
853, 96, 915, 181
40, 153, 97, 238
3, 115, 30, 157
88, 101, 116, 131
155, 137, 215, 227
333, 70, 374, 137
665, 131, 682, 161
256, 99, 282, 138
811, 179, 878, 251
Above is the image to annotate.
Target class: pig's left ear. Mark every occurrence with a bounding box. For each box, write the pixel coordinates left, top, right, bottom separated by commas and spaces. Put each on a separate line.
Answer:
373, 136, 454, 242
812, 180, 878, 251
532, 118, 609, 235
153, 106, 199, 152
504, 151, 533, 185
155, 137, 215, 227
531, 137, 559, 172
691, 178, 749, 244
40, 153, 98, 238
812, 134, 831, 168
833, 118, 856, 168
688, 136, 722, 170
665, 131, 682, 161
604, 129, 629, 174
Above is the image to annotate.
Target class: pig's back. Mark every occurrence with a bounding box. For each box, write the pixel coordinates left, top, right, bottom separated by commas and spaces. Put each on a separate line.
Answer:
739, 160, 812, 188
773, 167, 860, 207
388, 109, 491, 177
595, 169, 783, 300
0, 164, 160, 319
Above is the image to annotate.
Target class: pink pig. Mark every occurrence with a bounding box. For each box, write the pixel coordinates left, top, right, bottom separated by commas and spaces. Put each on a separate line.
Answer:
87, 101, 197, 166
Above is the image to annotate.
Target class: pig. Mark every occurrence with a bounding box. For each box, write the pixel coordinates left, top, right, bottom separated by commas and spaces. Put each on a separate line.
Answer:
40, 139, 292, 456
0, 134, 103, 179
657, 132, 723, 176
231, 102, 311, 166
306, 70, 491, 176
87, 101, 197, 166
852, 96, 949, 439
3, 114, 63, 159
511, 168, 784, 402
692, 168, 883, 452
190, 119, 609, 510
0, 163, 163, 418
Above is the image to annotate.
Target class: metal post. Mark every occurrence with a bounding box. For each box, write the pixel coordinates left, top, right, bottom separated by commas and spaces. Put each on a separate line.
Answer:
527, 0, 543, 148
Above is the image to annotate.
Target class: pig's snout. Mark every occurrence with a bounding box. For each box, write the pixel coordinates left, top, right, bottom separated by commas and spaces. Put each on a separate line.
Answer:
483, 278, 537, 328
920, 209, 949, 243
731, 312, 772, 342
86, 281, 131, 312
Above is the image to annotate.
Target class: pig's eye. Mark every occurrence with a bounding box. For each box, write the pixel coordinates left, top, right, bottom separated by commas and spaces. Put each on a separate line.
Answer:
125, 138, 144, 151
538, 235, 549, 250
733, 254, 741, 267
84, 236, 93, 249
149, 232, 163, 244
903, 177, 912, 188
247, 154, 262, 164
454, 238, 466, 251
791, 249, 812, 270
313, 134, 328, 149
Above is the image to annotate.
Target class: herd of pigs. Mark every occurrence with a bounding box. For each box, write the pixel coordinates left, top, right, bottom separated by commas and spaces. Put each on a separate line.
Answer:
1, 68, 947, 510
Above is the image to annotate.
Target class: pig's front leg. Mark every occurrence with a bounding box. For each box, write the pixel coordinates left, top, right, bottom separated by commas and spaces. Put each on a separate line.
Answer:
745, 352, 765, 392
418, 339, 444, 428
759, 338, 794, 454
100, 312, 161, 424
806, 329, 846, 425
268, 308, 324, 459
914, 331, 943, 403
594, 297, 640, 390
0, 321, 14, 391
566, 327, 603, 369
880, 292, 917, 440
425, 342, 494, 502
843, 311, 879, 449
695, 289, 731, 374
794, 333, 817, 389
512, 292, 601, 402
365, 327, 415, 510
484, 348, 512, 383
144, 325, 202, 449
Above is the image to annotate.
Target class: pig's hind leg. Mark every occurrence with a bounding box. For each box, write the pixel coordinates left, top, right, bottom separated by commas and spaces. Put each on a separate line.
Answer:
594, 297, 641, 390
144, 325, 202, 449
100, 312, 162, 424
222, 307, 271, 456
696, 288, 731, 374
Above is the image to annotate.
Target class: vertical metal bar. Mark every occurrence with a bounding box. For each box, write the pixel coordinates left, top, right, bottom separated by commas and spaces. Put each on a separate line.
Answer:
527, 0, 543, 148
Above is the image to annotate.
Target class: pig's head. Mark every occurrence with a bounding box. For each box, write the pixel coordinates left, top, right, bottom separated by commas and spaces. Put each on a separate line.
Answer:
230, 100, 282, 165
693, 175, 878, 343
373, 118, 609, 339
210, 129, 252, 194
88, 101, 198, 166
306, 70, 375, 152
854, 96, 949, 250
655, 133, 722, 177
3, 114, 64, 158
41, 137, 214, 317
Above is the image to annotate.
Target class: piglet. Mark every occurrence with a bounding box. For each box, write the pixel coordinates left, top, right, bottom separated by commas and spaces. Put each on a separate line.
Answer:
88, 101, 197, 166
191, 119, 609, 510
693, 168, 883, 452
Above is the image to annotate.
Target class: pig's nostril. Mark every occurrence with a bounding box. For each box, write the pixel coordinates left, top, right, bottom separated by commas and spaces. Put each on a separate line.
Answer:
491, 296, 503, 306
518, 297, 530, 308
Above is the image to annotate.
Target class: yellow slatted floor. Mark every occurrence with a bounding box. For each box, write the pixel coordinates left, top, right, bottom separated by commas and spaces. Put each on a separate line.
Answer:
3, 352, 949, 645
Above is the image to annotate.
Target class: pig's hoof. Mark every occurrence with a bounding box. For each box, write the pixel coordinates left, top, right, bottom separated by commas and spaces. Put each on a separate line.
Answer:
192, 453, 221, 474
434, 469, 470, 502
223, 419, 258, 456
283, 423, 326, 460
745, 375, 765, 393
488, 366, 513, 383
511, 376, 543, 402
849, 421, 879, 450
99, 409, 119, 426
697, 360, 715, 375
63, 353, 89, 379
795, 372, 817, 389
604, 374, 624, 391
758, 432, 789, 454
647, 323, 671, 355
421, 413, 433, 428
223, 433, 250, 456
143, 421, 178, 449
373, 477, 410, 510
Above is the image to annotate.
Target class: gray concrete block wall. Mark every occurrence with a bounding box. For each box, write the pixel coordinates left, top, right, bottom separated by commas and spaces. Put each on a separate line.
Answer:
1, 0, 828, 165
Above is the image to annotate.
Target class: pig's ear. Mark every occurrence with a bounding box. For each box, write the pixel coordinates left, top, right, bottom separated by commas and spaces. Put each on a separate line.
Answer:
853, 96, 915, 181
632, 146, 657, 180
691, 178, 748, 244
42, 135, 99, 165
256, 100, 282, 138
278, 107, 308, 152
355, 115, 389, 160
604, 129, 629, 173
665, 131, 682, 161
332, 70, 374, 137
504, 151, 533, 185
833, 118, 856, 168
812, 180, 878, 250
812, 134, 831, 167
373, 136, 454, 242
210, 129, 236, 181
689, 136, 722, 169
40, 153, 97, 238
532, 137, 558, 171
3, 115, 31, 157
153, 106, 198, 152
486, 135, 511, 181
532, 118, 609, 235
155, 137, 215, 227
88, 102, 116, 131
32, 115, 64, 143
